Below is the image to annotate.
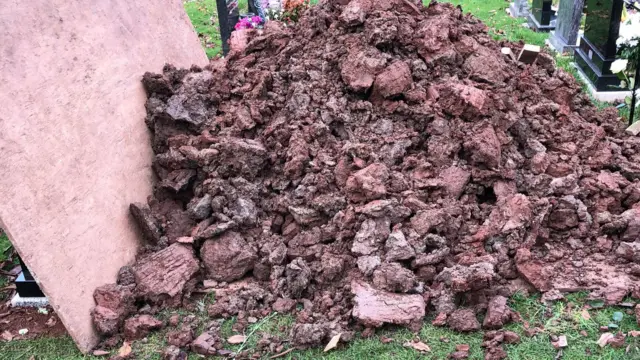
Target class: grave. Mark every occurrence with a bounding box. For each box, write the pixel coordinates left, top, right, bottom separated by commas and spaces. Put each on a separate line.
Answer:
574, 0, 630, 100
0, 0, 207, 352
509, 0, 530, 17
216, 0, 240, 55
548, 0, 585, 53
528, 0, 557, 31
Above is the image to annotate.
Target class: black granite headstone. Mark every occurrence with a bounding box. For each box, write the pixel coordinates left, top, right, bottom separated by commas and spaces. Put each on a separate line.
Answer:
528, 0, 557, 31
216, 0, 240, 55
15, 257, 45, 298
574, 0, 625, 91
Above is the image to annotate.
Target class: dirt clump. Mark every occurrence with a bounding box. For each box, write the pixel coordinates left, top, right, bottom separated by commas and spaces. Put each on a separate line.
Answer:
123, 315, 163, 340
351, 280, 425, 327
92, 0, 640, 354
483, 296, 515, 329
166, 325, 194, 348
447, 309, 480, 332
191, 331, 221, 355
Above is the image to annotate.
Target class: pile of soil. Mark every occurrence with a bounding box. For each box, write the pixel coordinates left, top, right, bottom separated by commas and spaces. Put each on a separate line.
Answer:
92, 0, 640, 357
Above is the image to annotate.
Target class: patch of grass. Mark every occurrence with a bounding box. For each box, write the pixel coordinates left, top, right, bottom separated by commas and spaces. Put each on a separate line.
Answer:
504, 292, 640, 360
184, 0, 223, 58
0, 230, 17, 301
3, 293, 640, 359
0, 336, 98, 360
0, 231, 11, 264
184, 0, 250, 58
440, 0, 549, 47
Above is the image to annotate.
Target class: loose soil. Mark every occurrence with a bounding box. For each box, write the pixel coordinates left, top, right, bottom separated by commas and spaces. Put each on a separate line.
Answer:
92, 0, 640, 357
0, 306, 67, 341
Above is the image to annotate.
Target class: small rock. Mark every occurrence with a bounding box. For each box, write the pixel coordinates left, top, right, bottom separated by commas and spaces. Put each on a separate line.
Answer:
448, 309, 481, 332
608, 333, 626, 348
483, 296, 513, 329
286, 258, 311, 299
92, 306, 120, 336
372, 61, 413, 98
123, 315, 163, 340
288, 206, 322, 225
192, 332, 218, 356
372, 262, 417, 293
161, 345, 187, 360
503, 331, 521, 344
351, 280, 425, 327
432, 312, 447, 326
357, 255, 382, 276
129, 203, 162, 243
168, 315, 180, 327
290, 323, 329, 348
345, 163, 390, 202
133, 244, 200, 301
117, 266, 136, 286
187, 194, 212, 220
385, 229, 415, 261
200, 232, 258, 282
229, 197, 258, 226
272, 298, 297, 313
557, 335, 567, 348
352, 218, 390, 256
166, 325, 194, 347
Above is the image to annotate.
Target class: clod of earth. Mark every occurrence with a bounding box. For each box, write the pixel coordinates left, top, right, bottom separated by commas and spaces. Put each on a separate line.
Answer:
91, 0, 640, 355
123, 315, 163, 340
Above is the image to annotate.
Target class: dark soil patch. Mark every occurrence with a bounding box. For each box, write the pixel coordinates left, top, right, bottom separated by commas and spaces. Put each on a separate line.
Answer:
0, 306, 67, 340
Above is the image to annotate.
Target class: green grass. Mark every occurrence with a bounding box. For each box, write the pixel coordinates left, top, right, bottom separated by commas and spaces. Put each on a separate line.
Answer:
444, 0, 548, 46
184, 0, 223, 58
3, 292, 640, 359
0, 231, 16, 300
183, 0, 249, 58
0, 231, 11, 264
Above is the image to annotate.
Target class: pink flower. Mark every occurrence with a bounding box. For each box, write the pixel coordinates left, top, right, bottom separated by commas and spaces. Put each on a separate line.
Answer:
235, 18, 255, 30
251, 16, 263, 24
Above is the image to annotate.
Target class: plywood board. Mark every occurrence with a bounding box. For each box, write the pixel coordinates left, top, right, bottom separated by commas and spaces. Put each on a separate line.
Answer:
0, 0, 208, 352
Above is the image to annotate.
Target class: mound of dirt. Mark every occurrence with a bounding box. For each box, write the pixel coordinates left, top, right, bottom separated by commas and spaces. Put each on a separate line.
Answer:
93, 0, 640, 355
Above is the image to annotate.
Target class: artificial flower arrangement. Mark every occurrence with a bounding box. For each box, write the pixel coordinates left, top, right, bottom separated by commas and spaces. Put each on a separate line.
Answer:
234, 15, 264, 30
265, 0, 311, 23
611, 8, 639, 110
234, 0, 310, 30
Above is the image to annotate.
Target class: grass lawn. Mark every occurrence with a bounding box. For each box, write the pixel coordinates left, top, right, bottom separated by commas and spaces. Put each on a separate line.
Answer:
0, 231, 15, 301
2, 292, 639, 359
1, 1, 637, 359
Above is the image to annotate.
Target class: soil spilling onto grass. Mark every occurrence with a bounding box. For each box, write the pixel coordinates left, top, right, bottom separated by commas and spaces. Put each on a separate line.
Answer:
93, 0, 640, 356
0, 307, 67, 340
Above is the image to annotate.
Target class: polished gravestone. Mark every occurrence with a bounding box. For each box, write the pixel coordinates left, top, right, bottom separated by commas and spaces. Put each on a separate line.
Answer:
217, 0, 240, 55
549, 0, 585, 53
528, 0, 557, 31
510, 0, 530, 17
15, 257, 45, 298
574, 0, 625, 92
